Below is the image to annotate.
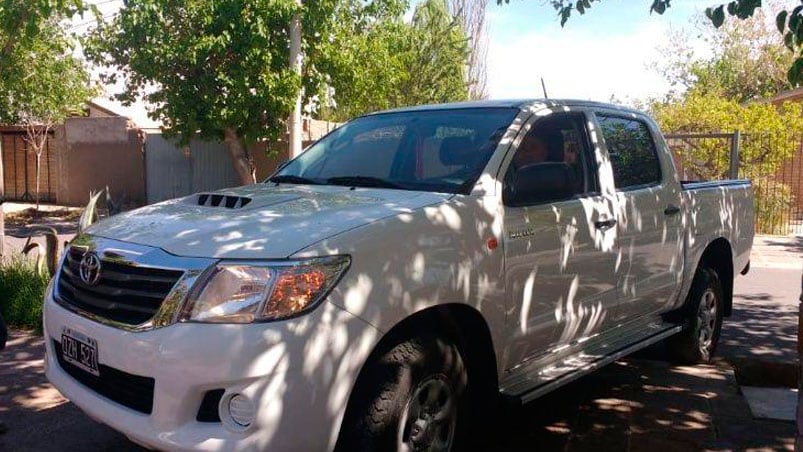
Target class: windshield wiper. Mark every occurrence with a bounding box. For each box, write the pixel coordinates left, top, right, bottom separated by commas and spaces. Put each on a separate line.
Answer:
326, 176, 402, 189
269, 174, 322, 185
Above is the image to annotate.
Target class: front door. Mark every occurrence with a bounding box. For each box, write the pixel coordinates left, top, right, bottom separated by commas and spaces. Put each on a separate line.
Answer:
502, 111, 621, 369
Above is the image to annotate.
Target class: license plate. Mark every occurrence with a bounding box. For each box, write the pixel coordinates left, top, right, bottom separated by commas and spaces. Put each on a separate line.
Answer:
61, 327, 99, 376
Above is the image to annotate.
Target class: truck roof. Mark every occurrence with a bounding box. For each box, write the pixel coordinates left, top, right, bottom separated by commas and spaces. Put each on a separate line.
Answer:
367, 99, 644, 116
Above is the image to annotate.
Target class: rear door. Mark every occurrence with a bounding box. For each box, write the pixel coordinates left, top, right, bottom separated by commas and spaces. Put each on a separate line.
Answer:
593, 112, 685, 321
502, 110, 621, 368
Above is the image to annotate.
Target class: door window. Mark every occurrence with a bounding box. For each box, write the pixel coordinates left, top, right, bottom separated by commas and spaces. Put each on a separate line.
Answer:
596, 115, 662, 189
503, 113, 595, 205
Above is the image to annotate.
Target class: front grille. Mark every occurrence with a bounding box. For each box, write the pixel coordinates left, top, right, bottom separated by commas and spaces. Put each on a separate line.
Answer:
57, 247, 184, 326
54, 340, 155, 414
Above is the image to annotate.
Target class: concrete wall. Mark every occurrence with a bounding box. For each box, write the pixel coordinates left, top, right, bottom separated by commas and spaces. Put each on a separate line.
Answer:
57, 117, 146, 207
3, 116, 338, 207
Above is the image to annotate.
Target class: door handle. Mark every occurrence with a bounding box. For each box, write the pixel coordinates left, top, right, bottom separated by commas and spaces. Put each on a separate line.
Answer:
594, 218, 617, 230
664, 205, 681, 216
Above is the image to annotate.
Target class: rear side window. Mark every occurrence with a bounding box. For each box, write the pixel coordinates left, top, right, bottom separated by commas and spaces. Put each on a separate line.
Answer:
596, 115, 661, 189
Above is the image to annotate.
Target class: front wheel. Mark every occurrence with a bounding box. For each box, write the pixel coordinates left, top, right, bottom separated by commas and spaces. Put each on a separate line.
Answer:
336, 335, 469, 451
668, 267, 724, 363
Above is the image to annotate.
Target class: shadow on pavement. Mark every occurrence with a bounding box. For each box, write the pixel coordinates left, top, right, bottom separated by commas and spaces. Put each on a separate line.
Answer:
495, 359, 794, 451
0, 331, 141, 452
1, 329, 795, 451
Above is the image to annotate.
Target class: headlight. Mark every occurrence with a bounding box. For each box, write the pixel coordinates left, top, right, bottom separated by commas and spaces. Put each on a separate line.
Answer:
178, 255, 350, 323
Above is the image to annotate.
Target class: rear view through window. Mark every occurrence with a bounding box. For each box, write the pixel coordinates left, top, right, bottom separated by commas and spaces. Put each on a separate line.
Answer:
596, 115, 662, 189
273, 108, 519, 194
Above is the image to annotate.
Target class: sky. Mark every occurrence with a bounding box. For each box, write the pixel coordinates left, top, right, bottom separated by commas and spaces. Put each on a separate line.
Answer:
73, 0, 782, 123
483, 0, 722, 102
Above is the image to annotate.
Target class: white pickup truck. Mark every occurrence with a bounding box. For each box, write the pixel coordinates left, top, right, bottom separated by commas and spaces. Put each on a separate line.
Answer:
44, 100, 753, 451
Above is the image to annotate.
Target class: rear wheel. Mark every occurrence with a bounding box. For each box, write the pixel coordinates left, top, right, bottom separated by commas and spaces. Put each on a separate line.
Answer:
668, 267, 723, 363
336, 335, 468, 451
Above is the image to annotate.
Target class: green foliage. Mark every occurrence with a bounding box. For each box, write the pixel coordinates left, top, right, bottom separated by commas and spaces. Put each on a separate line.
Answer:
753, 178, 795, 235
403, 0, 470, 104
0, 3, 95, 125
315, 0, 470, 121
652, 94, 803, 180
0, 255, 49, 332
656, 7, 795, 104
84, 0, 305, 146
513, 0, 803, 86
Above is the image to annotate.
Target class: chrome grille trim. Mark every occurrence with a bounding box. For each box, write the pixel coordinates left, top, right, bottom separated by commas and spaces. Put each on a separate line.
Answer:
53, 234, 216, 332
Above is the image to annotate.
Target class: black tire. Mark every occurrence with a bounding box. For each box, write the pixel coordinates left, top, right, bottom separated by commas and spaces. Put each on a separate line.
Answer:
667, 267, 724, 364
336, 335, 469, 452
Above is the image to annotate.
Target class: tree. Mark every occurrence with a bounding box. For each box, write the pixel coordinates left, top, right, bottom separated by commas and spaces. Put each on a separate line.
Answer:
401, 0, 471, 104
10, 20, 95, 210
0, 0, 93, 256
316, 0, 470, 121
656, 6, 795, 103
652, 93, 803, 179
84, 0, 312, 185
518, 0, 803, 85
448, 0, 489, 99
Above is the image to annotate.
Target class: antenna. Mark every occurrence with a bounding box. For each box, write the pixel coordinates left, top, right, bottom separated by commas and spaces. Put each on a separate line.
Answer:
541, 78, 549, 99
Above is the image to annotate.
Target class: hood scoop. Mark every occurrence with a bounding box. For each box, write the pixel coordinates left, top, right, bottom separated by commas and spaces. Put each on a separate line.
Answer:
196, 193, 252, 209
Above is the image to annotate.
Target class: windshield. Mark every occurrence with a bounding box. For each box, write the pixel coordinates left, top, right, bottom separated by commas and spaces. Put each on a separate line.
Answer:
271, 108, 519, 194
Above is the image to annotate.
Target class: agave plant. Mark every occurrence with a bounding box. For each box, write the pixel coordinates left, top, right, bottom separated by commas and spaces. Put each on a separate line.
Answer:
77, 189, 105, 235
22, 227, 60, 277
23, 188, 126, 277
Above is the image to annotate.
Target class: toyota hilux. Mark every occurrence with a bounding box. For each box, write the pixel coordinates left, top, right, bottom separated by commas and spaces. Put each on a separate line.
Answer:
44, 100, 753, 451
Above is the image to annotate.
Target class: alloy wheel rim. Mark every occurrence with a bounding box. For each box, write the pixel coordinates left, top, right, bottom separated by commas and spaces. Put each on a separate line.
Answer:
697, 288, 718, 355
398, 375, 457, 452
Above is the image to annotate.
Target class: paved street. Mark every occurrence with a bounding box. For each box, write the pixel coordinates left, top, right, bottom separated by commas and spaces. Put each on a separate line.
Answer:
0, 235, 799, 451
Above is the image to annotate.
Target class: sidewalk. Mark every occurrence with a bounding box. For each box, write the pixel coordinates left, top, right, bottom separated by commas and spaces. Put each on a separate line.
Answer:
719, 235, 800, 370
748, 235, 802, 270
0, 329, 795, 451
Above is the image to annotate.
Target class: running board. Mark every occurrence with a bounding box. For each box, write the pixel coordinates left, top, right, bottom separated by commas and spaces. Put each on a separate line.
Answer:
501, 322, 683, 404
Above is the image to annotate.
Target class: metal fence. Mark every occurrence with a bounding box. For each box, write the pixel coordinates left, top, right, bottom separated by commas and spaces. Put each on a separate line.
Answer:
144, 133, 240, 204
665, 131, 803, 236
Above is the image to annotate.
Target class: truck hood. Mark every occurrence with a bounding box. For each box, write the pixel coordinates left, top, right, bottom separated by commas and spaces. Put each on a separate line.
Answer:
87, 184, 451, 259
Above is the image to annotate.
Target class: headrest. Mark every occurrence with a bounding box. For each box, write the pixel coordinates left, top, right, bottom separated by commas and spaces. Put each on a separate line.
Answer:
543, 131, 565, 162
439, 137, 475, 166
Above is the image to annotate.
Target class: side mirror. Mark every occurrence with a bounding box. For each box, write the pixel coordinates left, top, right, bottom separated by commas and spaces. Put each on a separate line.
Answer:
505, 162, 576, 207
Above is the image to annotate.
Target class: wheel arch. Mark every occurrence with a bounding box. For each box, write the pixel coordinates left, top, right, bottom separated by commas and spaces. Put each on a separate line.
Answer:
697, 237, 734, 317
335, 303, 499, 443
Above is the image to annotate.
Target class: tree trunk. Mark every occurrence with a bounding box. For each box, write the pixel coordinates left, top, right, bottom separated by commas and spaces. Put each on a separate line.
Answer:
35, 150, 41, 211
223, 128, 256, 185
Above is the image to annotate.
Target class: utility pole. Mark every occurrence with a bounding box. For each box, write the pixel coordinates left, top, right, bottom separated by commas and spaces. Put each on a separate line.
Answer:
288, 2, 303, 159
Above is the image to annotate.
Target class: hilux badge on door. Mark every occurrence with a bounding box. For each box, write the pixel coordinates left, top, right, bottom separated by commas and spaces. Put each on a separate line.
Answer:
79, 252, 102, 286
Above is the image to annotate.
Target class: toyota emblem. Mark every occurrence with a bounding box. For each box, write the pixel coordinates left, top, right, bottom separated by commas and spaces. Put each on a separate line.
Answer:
79, 252, 102, 286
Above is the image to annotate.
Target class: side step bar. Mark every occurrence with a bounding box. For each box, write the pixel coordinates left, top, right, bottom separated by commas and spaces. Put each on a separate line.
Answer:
502, 323, 683, 404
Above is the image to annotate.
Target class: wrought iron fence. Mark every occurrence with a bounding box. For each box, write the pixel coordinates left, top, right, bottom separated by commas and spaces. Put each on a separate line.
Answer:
665, 131, 803, 236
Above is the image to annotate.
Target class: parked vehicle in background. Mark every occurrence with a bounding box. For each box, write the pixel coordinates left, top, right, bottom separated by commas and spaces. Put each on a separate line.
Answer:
43, 100, 753, 451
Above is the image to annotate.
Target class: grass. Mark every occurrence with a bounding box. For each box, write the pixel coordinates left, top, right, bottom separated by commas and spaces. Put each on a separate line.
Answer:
0, 254, 50, 333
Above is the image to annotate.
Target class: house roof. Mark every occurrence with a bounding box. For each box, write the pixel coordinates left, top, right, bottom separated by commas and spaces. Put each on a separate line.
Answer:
768, 87, 803, 104
85, 100, 121, 117
90, 97, 163, 129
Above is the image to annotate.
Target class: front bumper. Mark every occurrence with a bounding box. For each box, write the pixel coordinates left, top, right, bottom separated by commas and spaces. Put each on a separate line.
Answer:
44, 290, 380, 451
